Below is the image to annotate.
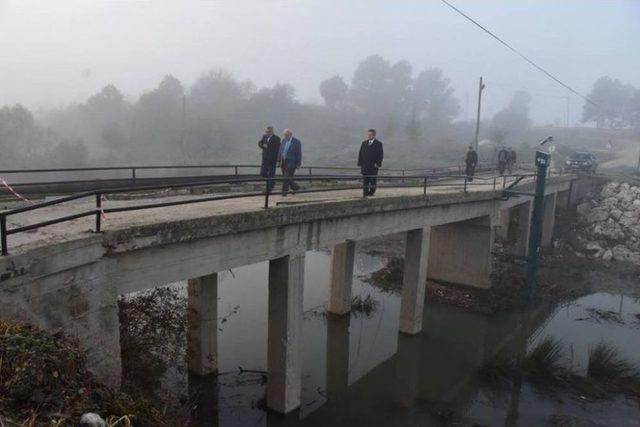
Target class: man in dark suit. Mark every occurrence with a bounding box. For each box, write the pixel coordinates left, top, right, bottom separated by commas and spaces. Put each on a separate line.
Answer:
465, 145, 478, 182
258, 126, 281, 194
358, 129, 384, 197
277, 128, 302, 196
497, 146, 508, 176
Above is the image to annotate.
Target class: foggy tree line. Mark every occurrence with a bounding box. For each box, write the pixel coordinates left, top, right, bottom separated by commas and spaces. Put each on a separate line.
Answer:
0, 55, 466, 168
1, 54, 635, 170
581, 76, 640, 129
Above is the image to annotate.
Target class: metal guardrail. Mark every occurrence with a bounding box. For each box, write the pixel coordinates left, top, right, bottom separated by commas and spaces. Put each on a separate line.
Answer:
0, 163, 488, 176
0, 171, 536, 255
0, 163, 501, 193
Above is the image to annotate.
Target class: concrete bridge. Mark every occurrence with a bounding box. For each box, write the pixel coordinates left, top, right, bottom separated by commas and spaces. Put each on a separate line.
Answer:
0, 173, 590, 414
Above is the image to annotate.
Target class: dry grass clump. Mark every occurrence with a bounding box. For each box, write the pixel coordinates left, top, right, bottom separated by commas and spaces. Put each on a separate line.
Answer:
587, 341, 640, 383
478, 336, 640, 400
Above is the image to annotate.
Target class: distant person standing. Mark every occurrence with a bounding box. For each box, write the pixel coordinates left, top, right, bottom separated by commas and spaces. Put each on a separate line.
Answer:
497, 146, 508, 176
277, 128, 302, 196
465, 146, 478, 182
358, 129, 384, 197
507, 147, 517, 174
258, 126, 281, 194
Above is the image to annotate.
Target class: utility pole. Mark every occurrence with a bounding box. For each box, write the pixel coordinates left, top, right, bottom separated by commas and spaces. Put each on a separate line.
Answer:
474, 77, 486, 152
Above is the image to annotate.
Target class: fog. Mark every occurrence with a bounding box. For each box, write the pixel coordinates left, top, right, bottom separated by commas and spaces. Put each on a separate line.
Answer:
1, 0, 639, 169
2, 0, 639, 122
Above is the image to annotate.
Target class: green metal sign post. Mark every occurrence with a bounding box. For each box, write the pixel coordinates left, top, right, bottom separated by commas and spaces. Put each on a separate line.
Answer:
526, 150, 550, 303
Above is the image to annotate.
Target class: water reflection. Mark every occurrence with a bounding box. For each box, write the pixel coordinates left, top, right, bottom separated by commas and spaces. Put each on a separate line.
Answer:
123, 250, 640, 426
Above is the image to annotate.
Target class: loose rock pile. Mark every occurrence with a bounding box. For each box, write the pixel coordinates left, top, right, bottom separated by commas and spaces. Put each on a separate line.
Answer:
575, 181, 640, 265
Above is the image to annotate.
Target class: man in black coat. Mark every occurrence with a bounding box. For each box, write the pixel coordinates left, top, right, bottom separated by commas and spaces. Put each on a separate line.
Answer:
497, 146, 508, 176
258, 126, 281, 194
465, 146, 478, 182
358, 129, 384, 197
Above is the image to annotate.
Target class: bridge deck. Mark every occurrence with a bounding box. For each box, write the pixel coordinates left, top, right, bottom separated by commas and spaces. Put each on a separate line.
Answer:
3, 175, 521, 254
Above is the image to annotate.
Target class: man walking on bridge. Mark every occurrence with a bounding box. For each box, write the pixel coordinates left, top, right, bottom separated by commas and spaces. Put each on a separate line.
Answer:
277, 128, 302, 196
465, 145, 478, 182
258, 126, 281, 194
358, 129, 384, 197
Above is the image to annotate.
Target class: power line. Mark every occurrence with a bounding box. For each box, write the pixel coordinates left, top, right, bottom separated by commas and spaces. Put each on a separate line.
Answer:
440, 0, 597, 106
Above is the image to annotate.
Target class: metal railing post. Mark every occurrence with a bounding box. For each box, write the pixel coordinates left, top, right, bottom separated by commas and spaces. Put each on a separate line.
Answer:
235, 166, 239, 176
264, 180, 270, 209
423, 177, 427, 195
308, 167, 312, 176
503, 176, 507, 189
95, 193, 102, 233
1, 215, 7, 255
493, 177, 497, 191
132, 168, 136, 184
464, 177, 468, 193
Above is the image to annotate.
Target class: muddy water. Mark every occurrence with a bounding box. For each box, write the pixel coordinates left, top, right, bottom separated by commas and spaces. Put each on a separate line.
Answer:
125, 250, 640, 426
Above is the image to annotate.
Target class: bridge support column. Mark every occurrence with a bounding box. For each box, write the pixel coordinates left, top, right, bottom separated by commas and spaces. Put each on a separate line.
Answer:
327, 240, 356, 315
267, 253, 305, 414
556, 189, 570, 211
326, 314, 350, 397
514, 201, 532, 256
400, 227, 430, 335
496, 208, 511, 241
187, 273, 218, 375
541, 193, 557, 247
428, 216, 494, 289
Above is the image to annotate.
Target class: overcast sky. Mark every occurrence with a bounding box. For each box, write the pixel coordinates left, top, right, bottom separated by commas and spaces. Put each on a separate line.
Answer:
1, 0, 639, 124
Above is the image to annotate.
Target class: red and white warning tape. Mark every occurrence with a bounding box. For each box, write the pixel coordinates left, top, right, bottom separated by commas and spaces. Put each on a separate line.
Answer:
0, 177, 34, 205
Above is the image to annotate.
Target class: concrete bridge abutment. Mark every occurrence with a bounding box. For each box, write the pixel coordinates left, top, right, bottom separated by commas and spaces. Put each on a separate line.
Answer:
0, 239, 122, 389
541, 193, 558, 247
513, 201, 533, 257
427, 216, 494, 289
556, 189, 570, 211
497, 202, 532, 256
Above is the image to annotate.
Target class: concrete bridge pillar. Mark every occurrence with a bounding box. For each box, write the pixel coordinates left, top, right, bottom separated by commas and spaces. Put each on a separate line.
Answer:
556, 189, 570, 211
267, 253, 305, 414
187, 273, 218, 375
541, 193, 558, 247
400, 227, 431, 334
513, 201, 532, 257
327, 240, 356, 315
496, 208, 511, 241
428, 216, 494, 289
